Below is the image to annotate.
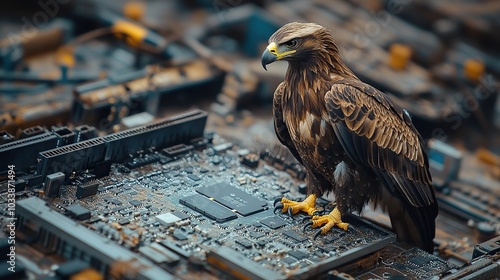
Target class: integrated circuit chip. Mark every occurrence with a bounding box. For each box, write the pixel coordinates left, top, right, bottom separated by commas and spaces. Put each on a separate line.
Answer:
187, 174, 201, 181
283, 230, 308, 243
171, 211, 189, 220
196, 183, 266, 216
249, 231, 266, 239
156, 213, 181, 227
180, 194, 237, 222
66, 204, 91, 221
260, 216, 287, 229
129, 199, 142, 206
288, 250, 308, 260
282, 257, 297, 265
173, 229, 188, 241
235, 238, 253, 249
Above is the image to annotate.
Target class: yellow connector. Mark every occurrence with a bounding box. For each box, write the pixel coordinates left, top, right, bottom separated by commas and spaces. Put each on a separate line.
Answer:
388, 43, 412, 71
112, 20, 147, 47
123, 2, 145, 21
70, 268, 104, 280
464, 59, 484, 82
55, 46, 75, 67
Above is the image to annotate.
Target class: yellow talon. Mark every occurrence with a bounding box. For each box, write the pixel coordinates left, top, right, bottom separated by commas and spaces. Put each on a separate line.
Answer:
281, 194, 318, 216
311, 207, 349, 234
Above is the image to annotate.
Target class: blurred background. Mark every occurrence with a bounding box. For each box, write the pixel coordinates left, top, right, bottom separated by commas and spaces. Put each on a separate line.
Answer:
0, 0, 499, 277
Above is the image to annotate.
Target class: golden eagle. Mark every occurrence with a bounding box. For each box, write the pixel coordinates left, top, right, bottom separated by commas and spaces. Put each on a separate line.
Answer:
261, 22, 438, 252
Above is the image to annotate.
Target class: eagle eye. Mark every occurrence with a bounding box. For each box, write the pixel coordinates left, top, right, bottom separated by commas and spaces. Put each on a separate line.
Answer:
284, 39, 299, 48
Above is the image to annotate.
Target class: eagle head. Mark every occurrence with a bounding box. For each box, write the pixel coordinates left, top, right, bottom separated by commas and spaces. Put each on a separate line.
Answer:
261, 22, 328, 70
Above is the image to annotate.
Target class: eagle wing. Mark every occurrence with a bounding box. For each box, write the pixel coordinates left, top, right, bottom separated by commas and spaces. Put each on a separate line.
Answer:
273, 82, 303, 165
324, 78, 436, 209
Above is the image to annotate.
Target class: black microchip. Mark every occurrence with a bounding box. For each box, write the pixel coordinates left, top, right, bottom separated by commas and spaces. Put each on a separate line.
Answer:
188, 174, 201, 181
76, 182, 99, 199
256, 240, 267, 247
249, 231, 265, 239
282, 257, 297, 265
130, 200, 142, 206
110, 199, 122, 205
235, 238, 253, 249
111, 206, 126, 212
111, 188, 122, 194
66, 204, 91, 221
260, 216, 287, 229
12, 179, 26, 192
196, 183, 266, 216
87, 216, 101, 224
171, 211, 189, 220
120, 209, 132, 215
118, 218, 130, 225
283, 230, 308, 243
410, 256, 431, 266
324, 232, 346, 243
288, 250, 308, 260
173, 229, 188, 241
180, 194, 237, 222
234, 224, 245, 230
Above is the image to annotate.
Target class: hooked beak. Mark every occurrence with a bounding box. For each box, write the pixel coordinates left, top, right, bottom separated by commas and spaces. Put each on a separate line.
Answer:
261, 42, 296, 70
261, 43, 278, 71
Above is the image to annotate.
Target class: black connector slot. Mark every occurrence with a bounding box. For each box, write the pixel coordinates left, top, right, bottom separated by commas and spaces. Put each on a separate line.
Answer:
19, 126, 47, 139
53, 126, 76, 146
73, 125, 97, 142
0, 132, 58, 176
104, 109, 207, 162
37, 138, 107, 178
35, 109, 208, 179
0, 131, 15, 145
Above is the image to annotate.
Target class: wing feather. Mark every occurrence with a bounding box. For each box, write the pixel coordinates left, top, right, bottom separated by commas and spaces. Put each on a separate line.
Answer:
273, 82, 303, 165
325, 79, 436, 209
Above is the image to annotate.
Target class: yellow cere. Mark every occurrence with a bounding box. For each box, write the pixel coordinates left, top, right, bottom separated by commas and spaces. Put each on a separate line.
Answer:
267, 42, 296, 60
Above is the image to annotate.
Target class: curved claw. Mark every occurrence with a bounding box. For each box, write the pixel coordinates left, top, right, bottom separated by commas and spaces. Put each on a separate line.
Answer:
300, 216, 310, 223
311, 210, 322, 216
273, 198, 282, 207
302, 222, 313, 232
313, 229, 323, 240
287, 207, 295, 219
274, 203, 284, 214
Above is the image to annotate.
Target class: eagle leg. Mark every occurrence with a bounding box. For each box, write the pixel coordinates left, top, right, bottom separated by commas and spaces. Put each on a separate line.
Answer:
309, 207, 349, 238
273, 194, 319, 217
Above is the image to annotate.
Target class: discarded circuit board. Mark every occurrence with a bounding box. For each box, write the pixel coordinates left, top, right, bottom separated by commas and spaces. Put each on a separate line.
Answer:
8, 131, 395, 279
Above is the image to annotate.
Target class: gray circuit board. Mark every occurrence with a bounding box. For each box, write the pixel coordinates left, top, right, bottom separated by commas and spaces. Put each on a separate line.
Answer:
12, 135, 395, 279
350, 244, 457, 279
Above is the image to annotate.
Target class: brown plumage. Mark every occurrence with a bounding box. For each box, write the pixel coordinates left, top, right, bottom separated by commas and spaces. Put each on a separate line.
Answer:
262, 22, 438, 252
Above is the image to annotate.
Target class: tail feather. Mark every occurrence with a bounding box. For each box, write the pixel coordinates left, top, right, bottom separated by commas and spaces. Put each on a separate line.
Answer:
380, 186, 437, 253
